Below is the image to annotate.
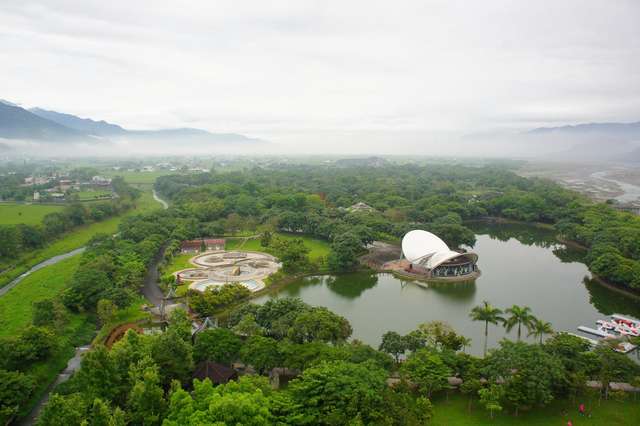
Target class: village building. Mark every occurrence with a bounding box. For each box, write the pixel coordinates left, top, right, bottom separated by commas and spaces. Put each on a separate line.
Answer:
348, 202, 375, 213
180, 238, 226, 253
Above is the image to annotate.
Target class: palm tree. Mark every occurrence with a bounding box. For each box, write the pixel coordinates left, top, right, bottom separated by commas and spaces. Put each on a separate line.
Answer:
528, 318, 554, 344
459, 336, 472, 353
503, 305, 535, 341
469, 301, 504, 356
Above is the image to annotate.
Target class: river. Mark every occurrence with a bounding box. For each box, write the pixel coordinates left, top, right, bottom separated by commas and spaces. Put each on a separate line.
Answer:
254, 223, 640, 356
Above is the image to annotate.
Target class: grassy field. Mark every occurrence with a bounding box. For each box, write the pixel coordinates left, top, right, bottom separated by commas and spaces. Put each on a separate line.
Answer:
76, 190, 112, 201
0, 203, 64, 225
0, 190, 162, 288
163, 253, 195, 275
225, 233, 331, 262
430, 393, 640, 426
0, 256, 81, 338
103, 170, 175, 185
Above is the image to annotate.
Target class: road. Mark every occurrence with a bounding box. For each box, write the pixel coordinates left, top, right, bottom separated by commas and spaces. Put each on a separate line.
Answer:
0, 247, 85, 297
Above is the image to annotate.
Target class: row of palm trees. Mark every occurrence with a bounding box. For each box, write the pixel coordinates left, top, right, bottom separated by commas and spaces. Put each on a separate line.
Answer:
469, 301, 554, 356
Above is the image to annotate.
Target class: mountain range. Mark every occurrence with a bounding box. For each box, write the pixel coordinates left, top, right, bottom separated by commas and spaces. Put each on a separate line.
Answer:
0, 100, 263, 146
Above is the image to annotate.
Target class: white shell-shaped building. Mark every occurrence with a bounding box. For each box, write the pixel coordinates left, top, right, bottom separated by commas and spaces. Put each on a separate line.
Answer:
402, 230, 478, 278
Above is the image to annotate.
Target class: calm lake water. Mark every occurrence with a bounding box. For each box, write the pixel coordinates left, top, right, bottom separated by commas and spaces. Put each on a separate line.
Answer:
253, 223, 640, 356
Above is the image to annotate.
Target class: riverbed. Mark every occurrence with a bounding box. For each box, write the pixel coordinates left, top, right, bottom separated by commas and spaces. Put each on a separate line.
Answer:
254, 223, 640, 356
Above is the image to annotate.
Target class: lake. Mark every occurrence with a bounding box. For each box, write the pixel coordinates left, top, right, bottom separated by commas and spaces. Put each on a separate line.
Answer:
253, 223, 640, 356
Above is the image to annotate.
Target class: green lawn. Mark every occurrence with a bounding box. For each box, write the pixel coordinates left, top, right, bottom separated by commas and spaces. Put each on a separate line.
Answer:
103, 170, 174, 185
225, 233, 330, 262
431, 393, 640, 426
0, 256, 81, 338
0, 189, 163, 288
75, 190, 112, 200
0, 254, 96, 420
163, 253, 195, 275
0, 203, 64, 225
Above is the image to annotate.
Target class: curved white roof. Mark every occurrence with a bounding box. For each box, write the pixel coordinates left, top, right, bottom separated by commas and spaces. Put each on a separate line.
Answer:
402, 230, 477, 270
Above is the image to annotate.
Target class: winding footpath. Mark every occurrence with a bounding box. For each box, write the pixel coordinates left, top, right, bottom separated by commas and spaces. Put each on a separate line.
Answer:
153, 189, 169, 209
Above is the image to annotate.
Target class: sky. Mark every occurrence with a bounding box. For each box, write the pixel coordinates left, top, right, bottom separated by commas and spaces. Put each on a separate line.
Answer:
1, 0, 639, 154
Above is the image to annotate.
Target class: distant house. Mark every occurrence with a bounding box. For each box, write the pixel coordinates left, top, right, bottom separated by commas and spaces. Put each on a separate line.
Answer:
58, 179, 74, 191
348, 202, 375, 213
181, 238, 225, 253
91, 175, 112, 186
193, 361, 238, 385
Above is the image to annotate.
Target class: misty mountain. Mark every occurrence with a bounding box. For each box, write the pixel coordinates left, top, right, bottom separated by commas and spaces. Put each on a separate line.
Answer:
0, 102, 88, 142
528, 121, 640, 137
125, 128, 263, 144
525, 121, 640, 162
30, 107, 126, 136
0, 101, 265, 148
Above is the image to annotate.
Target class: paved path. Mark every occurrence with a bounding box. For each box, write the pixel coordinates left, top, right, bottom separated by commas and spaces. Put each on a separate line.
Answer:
0, 247, 86, 298
142, 247, 166, 307
153, 190, 169, 209
20, 345, 91, 425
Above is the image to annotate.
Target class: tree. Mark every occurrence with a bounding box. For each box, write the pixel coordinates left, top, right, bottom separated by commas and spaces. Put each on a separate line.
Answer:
288, 360, 388, 425
232, 313, 264, 337
469, 301, 504, 356
97, 299, 117, 326
150, 331, 194, 386
401, 349, 452, 398
328, 232, 362, 272
528, 318, 553, 344
75, 345, 121, 402
379, 386, 433, 426
379, 331, 407, 364
0, 369, 34, 424
260, 230, 273, 247
127, 358, 166, 425
288, 306, 352, 344
503, 305, 535, 341
239, 336, 281, 374
167, 308, 192, 342
10, 326, 56, 367
478, 385, 504, 419
164, 376, 274, 425
193, 328, 242, 365
32, 298, 68, 329
37, 393, 87, 426
483, 341, 564, 415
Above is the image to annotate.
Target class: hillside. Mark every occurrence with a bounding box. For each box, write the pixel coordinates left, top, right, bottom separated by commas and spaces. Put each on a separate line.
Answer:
0, 102, 88, 141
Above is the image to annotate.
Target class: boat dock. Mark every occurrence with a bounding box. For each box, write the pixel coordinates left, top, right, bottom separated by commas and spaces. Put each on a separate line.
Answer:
576, 314, 639, 355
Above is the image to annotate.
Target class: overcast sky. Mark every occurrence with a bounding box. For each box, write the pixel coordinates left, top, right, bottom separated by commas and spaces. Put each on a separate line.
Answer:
1, 0, 639, 154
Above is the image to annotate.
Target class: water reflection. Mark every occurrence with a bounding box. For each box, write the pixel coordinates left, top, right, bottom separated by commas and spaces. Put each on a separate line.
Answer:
467, 221, 558, 249
583, 277, 640, 318
254, 223, 640, 355
325, 272, 378, 299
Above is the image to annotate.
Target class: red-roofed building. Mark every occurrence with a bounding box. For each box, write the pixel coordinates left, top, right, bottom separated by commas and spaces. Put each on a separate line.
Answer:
181, 238, 225, 253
